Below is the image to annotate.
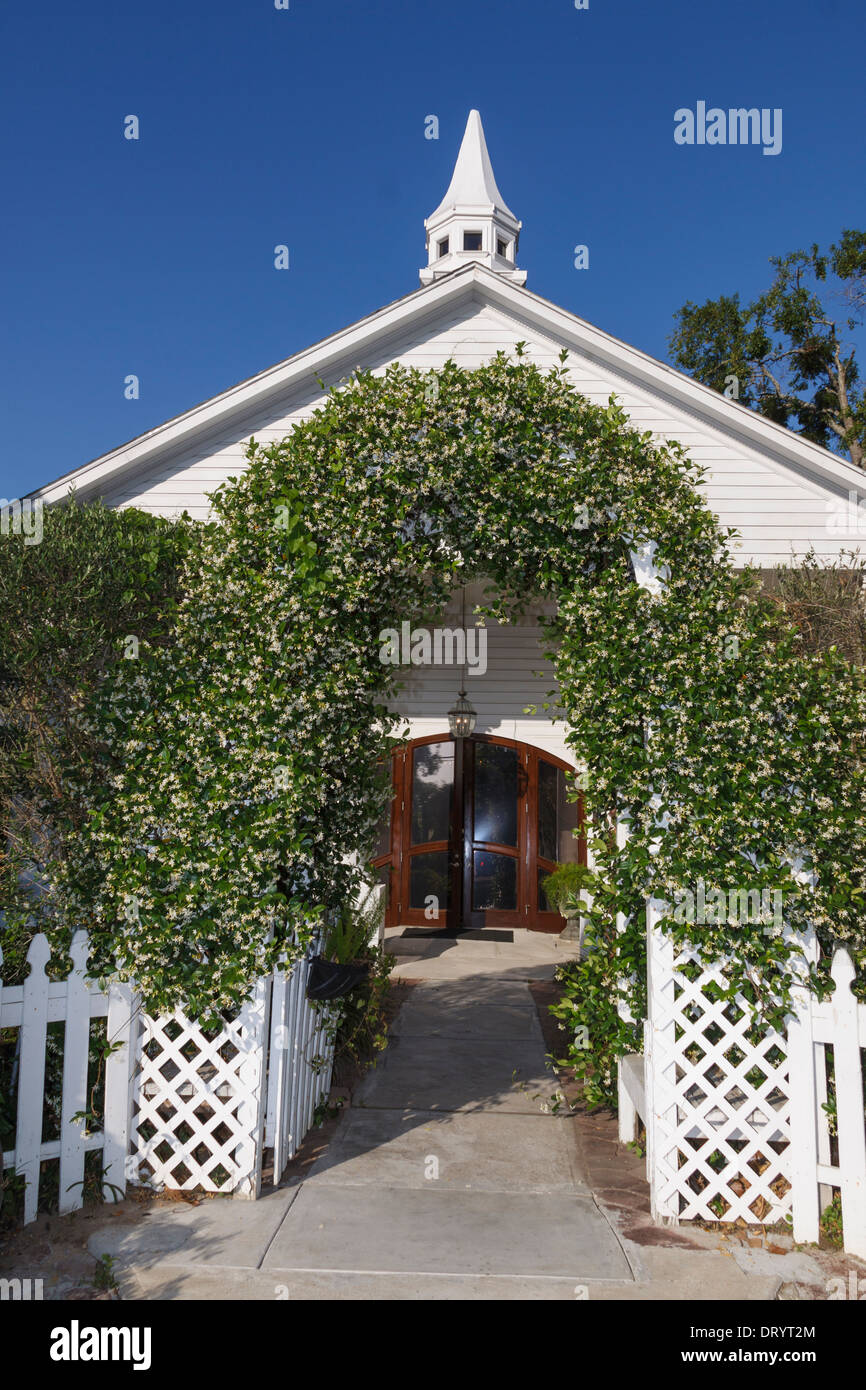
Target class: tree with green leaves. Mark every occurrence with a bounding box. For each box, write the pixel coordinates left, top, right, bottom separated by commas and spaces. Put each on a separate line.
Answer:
0, 498, 196, 981
669, 230, 866, 467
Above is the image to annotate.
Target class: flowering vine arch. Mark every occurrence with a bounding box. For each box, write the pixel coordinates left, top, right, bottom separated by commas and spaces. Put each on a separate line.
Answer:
69, 353, 864, 1029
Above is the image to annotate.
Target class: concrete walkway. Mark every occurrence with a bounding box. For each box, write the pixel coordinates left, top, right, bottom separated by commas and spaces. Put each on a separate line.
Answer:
89, 928, 800, 1299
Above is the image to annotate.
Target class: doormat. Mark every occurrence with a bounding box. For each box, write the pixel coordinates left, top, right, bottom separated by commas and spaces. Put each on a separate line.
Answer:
400, 927, 459, 938
399, 928, 514, 942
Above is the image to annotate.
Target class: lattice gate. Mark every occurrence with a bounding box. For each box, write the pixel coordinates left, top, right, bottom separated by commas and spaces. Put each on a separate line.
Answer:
128, 977, 272, 1198
645, 905, 794, 1225
127, 945, 338, 1198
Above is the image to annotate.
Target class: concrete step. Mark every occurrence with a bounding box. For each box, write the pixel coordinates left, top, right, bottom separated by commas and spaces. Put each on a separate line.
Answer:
261, 1185, 633, 1280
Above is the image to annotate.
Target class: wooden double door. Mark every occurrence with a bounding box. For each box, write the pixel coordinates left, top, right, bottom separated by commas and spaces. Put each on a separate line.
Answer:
373, 734, 585, 932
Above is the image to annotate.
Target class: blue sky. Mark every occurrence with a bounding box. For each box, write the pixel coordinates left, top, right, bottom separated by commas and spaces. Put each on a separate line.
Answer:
1, 0, 864, 501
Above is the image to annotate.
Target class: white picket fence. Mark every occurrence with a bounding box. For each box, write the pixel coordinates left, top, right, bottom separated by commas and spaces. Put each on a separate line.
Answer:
0, 931, 136, 1223
265, 952, 336, 1184
619, 916, 866, 1258
6, 912, 863, 1255
788, 943, 866, 1256
1, 931, 335, 1221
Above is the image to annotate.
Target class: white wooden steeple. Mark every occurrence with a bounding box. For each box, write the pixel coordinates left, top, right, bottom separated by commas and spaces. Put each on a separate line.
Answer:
420, 110, 526, 286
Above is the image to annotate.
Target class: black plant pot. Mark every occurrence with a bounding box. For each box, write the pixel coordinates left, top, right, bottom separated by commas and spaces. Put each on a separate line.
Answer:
306, 955, 369, 1001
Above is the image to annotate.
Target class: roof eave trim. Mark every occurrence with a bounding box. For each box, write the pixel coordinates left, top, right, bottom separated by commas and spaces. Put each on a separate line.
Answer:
29, 266, 484, 503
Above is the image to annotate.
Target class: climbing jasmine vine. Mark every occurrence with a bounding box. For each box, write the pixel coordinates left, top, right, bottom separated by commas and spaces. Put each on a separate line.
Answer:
46, 354, 864, 1034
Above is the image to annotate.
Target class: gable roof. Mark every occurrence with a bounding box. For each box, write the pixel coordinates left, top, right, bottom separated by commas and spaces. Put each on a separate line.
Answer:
29, 262, 866, 506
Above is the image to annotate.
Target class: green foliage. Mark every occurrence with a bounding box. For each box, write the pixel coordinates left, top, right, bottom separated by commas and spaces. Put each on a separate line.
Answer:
16, 356, 862, 1055
820, 1191, 844, 1247
765, 549, 866, 666
550, 865, 646, 1106
670, 230, 866, 467
312, 1094, 345, 1127
0, 497, 196, 981
323, 885, 384, 963
328, 944, 393, 1085
92, 1253, 118, 1291
541, 862, 597, 917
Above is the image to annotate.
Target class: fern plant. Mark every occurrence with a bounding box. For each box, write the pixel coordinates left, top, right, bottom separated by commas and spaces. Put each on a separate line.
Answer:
541, 862, 597, 918
323, 886, 384, 963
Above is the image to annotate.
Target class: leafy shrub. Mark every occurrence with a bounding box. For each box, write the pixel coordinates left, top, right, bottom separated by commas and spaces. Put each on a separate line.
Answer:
765, 549, 866, 666
0, 498, 196, 981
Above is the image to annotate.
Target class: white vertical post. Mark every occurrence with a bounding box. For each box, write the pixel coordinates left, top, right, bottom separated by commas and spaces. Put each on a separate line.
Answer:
287, 956, 303, 1160
828, 950, 866, 1259
614, 811, 638, 1143
617, 1071, 638, 1144
17, 935, 51, 1224
645, 900, 679, 1223
787, 928, 821, 1245
622, 539, 668, 1205
642, 1017, 653, 1184
267, 964, 288, 1172
58, 931, 91, 1214
233, 974, 271, 1199
102, 981, 137, 1202
812, 1043, 834, 1215
300, 979, 315, 1134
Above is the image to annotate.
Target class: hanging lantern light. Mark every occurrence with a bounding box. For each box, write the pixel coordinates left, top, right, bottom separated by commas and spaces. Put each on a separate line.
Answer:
447, 584, 477, 738
448, 688, 476, 739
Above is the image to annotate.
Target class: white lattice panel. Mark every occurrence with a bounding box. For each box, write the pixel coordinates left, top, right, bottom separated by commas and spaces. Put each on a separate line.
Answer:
129, 978, 270, 1197
646, 915, 793, 1225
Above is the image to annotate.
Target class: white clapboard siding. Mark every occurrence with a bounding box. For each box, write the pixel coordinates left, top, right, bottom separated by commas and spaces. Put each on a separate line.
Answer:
86, 291, 860, 569
383, 583, 572, 762
0, 931, 137, 1224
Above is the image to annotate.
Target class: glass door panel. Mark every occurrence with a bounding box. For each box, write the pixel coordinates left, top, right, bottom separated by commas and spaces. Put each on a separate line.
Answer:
400, 739, 456, 927
537, 759, 580, 864
472, 851, 517, 911
411, 741, 454, 844
472, 743, 518, 846
536, 756, 584, 926
464, 739, 524, 928
410, 852, 451, 910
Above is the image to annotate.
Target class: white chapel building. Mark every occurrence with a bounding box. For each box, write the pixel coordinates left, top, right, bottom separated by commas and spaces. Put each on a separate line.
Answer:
31, 111, 866, 933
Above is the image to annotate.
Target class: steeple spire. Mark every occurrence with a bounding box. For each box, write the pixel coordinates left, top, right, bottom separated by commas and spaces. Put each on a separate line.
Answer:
420, 110, 526, 286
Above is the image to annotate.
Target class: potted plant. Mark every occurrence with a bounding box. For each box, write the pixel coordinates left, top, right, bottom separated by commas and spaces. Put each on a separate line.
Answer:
540, 862, 598, 956
306, 891, 382, 1001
